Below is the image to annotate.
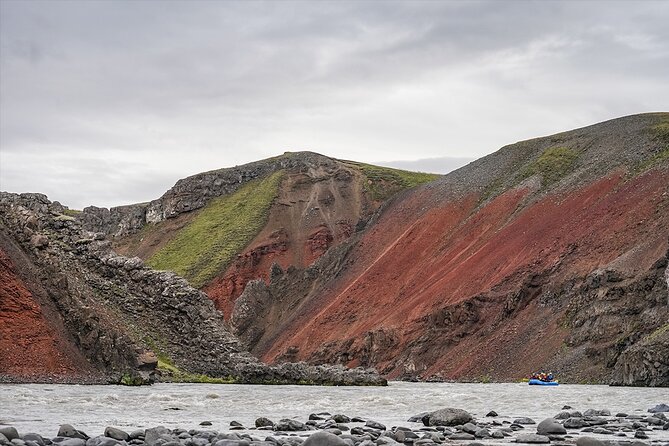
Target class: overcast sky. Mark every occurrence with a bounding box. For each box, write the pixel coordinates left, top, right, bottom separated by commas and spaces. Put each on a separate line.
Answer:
1, 1, 668, 209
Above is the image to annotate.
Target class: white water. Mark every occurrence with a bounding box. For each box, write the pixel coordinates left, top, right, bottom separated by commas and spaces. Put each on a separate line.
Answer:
1, 382, 667, 438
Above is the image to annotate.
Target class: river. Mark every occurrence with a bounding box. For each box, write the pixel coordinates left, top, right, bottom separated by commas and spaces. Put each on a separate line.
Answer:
1, 382, 667, 439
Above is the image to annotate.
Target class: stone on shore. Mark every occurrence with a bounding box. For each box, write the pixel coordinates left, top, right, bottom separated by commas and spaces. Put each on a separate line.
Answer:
515, 433, 550, 443
302, 432, 347, 446
0, 429, 19, 442
103, 428, 129, 442
576, 436, 606, 446
274, 420, 307, 432
255, 418, 274, 428
57, 426, 88, 441
649, 404, 669, 413
424, 408, 473, 426
536, 418, 567, 435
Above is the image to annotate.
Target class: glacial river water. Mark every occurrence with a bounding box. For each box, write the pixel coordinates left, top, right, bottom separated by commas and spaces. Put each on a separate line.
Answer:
1, 382, 668, 439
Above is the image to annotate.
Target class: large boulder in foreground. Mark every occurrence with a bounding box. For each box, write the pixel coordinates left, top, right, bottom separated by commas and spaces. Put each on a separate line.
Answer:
423, 408, 473, 426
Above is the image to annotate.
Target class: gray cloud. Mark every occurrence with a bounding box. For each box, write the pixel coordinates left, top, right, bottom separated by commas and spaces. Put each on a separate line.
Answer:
1, 0, 668, 209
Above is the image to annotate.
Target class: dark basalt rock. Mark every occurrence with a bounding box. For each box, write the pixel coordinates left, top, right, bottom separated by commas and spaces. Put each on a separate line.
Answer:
0, 192, 386, 386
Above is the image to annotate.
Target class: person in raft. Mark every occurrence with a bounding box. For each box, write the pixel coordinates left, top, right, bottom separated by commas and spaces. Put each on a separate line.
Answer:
530, 372, 555, 382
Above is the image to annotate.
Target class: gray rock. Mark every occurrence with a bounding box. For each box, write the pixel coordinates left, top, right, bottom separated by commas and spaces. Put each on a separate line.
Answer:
536, 419, 567, 435
0, 433, 9, 446
474, 428, 490, 438
576, 437, 605, 446
491, 431, 505, 439
514, 418, 536, 425
648, 404, 669, 413
302, 432, 347, 446
145, 427, 174, 446
562, 418, 585, 429
104, 429, 129, 442
58, 440, 85, 446
486, 411, 498, 417
462, 423, 478, 434
408, 412, 430, 423
514, 434, 550, 444
128, 431, 144, 441
255, 418, 274, 428
21, 435, 44, 446
425, 408, 473, 427
554, 412, 570, 420
449, 433, 475, 440
584, 409, 611, 417
0, 430, 19, 442
274, 420, 307, 432
57, 426, 88, 441
634, 430, 649, 439
592, 428, 612, 435
364, 421, 385, 431
332, 415, 350, 424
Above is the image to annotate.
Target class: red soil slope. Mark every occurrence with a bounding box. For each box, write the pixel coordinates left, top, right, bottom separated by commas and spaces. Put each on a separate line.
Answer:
262, 168, 669, 379
0, 248, 88, 380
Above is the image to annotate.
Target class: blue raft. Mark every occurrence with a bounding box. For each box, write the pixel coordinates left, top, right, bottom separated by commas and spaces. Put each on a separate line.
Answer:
528, 379, 559, 386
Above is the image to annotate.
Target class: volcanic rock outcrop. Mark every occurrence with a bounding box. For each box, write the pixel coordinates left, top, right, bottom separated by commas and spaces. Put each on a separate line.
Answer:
0, 192, 385, 385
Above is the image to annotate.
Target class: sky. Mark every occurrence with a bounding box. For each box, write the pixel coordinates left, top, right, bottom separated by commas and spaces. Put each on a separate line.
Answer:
1, 1, 668, 209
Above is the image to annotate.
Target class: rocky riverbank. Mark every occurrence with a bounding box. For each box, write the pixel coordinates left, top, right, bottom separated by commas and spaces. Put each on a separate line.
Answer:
1, 404, 668, 446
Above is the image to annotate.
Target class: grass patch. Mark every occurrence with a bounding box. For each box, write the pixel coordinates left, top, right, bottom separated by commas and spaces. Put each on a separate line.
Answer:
646, 323, 669, 342
62, 209, 82, 217
147, 171, 284, 287
517, 146, 580, 187
344, 161, 440, 201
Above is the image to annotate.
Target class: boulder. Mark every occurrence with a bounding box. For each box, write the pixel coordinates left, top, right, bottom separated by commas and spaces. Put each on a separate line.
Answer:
0, 430, 18, 442
364, 421, 385, 431
513, 418, 536, 425
274, 419, 307, 432
57, 426, 88, 441
515, 434, 550, 444
302, 432, 347, 446
103, 429, 129, 442
649, 403, 669, 413
576, 437, 605, 446
424, 408, 473, 426
255, 418, 274, 428
536, 419, 567, 435
563, 418, 585, 429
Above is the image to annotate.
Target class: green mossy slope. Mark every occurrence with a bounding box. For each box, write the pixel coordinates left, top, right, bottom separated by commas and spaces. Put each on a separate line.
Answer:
344, 161, 440, 201
147, 171, 284, 287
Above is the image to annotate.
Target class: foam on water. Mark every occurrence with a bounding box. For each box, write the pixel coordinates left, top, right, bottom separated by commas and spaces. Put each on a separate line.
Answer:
0, 382, 667, 438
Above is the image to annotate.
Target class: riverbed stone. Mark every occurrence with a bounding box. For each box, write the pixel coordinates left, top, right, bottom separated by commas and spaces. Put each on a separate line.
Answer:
564, 418, 585, 429
648, 404, 669, 413
58, 440, 85, 446
364, 421, 385, 431
537, 418, 567, 435
145, 427, 175, 446
425, 408, 473, 426
57, 427, 88, 441
103, 429, 129, 442
515, 434, 549, 444
0, 430, 19, 442
584, 409, 611, 417
274, 420, 307, 432
21, 435, 44, 446
255, 419, 274, 428
449, 433, 475, 441
576, 437, 605, 446
514, 418, 536, 425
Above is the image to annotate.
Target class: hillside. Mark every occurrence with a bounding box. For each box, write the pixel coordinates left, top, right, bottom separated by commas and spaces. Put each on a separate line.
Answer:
86, 152, 438, 318
234, 113, 669, 386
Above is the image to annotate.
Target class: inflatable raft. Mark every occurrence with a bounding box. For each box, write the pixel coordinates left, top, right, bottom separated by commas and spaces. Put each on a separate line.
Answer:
528, 379, 559, 386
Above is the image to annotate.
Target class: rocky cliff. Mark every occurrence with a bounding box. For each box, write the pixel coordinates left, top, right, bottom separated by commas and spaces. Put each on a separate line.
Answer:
234, 113, 669, 386
0, 192, 386, 385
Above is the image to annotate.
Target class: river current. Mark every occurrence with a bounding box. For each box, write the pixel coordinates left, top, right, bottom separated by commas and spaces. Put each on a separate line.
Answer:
1, 382, 668, 438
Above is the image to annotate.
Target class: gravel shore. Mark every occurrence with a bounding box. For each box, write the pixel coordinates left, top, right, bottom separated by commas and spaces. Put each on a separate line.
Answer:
2, 404, 668, 446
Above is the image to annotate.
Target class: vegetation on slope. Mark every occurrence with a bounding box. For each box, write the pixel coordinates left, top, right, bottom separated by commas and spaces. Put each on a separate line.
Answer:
518, 146, 580, 186
344, 161, 440, 201
147, 171, 284, 288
